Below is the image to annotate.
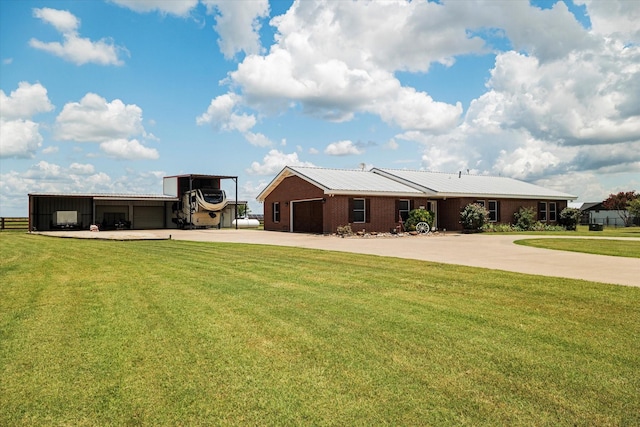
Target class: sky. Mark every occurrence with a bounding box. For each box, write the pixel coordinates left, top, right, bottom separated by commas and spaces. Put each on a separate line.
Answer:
1, 0, 639, 216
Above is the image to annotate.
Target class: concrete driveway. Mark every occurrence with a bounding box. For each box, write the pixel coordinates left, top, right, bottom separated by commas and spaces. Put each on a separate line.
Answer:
38, 229, 640, 287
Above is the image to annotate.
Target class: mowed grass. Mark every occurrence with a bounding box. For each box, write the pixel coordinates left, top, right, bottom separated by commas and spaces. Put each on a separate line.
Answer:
1, 233, 639, 426
515, 238, 640, 258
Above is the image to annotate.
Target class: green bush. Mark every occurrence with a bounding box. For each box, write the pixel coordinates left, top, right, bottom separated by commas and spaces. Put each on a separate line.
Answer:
460, 203, 489, 231
405, 209, 434, 231
483, 223, 515, 232
336, 224, 353, 236
513, 206, 536, 231
559, 207, 581, 231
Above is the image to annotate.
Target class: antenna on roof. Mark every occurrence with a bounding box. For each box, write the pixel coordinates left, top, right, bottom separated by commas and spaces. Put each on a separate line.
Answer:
360, 163, 366, 171
458, 171, 461, 178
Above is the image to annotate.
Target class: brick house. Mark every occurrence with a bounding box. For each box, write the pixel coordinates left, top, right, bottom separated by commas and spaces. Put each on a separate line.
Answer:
256, 166, 577, 233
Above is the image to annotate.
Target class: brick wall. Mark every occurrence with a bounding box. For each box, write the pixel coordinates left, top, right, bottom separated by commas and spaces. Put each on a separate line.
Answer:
263, 175, 323, 232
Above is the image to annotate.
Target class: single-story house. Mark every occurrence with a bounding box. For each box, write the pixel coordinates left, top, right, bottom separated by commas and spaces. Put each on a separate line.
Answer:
256, 166, 577, 233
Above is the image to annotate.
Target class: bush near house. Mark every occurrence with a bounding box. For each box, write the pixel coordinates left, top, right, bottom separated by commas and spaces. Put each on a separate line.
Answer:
405, 209, 434, 231
559, 207, 581, 231
460, 203, 489, 231
513, 206, 537, 231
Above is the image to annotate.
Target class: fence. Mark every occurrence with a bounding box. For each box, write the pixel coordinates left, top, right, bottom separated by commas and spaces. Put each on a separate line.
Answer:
0, 217, 29, 231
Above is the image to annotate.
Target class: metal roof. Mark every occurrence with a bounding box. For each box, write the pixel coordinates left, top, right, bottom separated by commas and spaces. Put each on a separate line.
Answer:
29, 193, 179, 201
372, 168, 577, 200
256, 166, 422, 201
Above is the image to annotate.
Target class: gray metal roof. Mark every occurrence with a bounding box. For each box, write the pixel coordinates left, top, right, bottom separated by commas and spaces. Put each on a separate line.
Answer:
256, 166, 577, 202
372, 168, 577, 200
29, 193, 178, 201
256, 166, 422, 201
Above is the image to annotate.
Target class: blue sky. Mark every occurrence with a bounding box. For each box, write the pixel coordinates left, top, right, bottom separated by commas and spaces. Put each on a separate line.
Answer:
1, 0, 639, 216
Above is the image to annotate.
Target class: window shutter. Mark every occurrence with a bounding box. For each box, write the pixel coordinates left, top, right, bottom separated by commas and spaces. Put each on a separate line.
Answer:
348, 198, 354, 223
496, 201, 500, 222
395, 199, 400, 214
365, 198, 371, 223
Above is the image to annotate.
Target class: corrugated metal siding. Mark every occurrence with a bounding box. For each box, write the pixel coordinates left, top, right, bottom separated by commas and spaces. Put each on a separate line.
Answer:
30, 196, 92, 231
133, 206, 165, 229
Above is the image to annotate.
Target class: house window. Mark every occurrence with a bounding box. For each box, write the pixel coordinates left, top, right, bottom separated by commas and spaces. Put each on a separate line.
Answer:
398, 199, 410, 223
476, 200, 485, 208
272, 202, 280, 223
549, 202, 557, 221
539, 202, 547, 221
488, 200, 498, 222
353, 198, 366, 223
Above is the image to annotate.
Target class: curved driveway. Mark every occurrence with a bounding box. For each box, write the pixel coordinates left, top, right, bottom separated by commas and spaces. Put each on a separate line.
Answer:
42, 229, 640, 287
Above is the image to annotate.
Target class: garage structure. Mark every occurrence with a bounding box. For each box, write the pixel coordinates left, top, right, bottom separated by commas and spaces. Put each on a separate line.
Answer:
28, 173, 239, 231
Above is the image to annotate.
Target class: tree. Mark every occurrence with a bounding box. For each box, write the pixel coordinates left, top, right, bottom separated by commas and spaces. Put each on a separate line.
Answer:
602, 191, 638, 226
628, 198, 640, 225
460, 203, 489, 231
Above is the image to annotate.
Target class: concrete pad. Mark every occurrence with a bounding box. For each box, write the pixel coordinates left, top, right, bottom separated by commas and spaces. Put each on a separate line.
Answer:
36, 229, 640, 287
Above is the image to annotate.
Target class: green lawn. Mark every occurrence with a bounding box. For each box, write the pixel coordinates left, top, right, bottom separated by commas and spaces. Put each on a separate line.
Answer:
1, 233, 639, 426
515, 238, 640, 258
488, 224, 640, 237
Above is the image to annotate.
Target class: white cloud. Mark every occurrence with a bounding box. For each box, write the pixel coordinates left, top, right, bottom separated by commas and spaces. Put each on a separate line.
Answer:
324, 140, 363, 156
55, 93, 145, 142
385, 139, 399, 150
202, 0, 270, 59
109, 0, 198, 17
0, 82, 54, 158
576, 0, 640, 42
42, 146, 59, 154
0, 82, 54, 121
228, 1, 471, 131
100, 139, 159, 160
0, 119, 44, 159
244, 132, 272, 147
30, 7, 126, 66
68, 162, 95, 175
196, 93, 256, 132
246, 149, 314, 175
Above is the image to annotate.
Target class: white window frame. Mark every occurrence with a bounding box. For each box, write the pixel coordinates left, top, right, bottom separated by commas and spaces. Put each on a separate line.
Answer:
353, 198, 366, 223
549, 202, 557, 222
476, 200, 486, 208
273, 202, 280, 223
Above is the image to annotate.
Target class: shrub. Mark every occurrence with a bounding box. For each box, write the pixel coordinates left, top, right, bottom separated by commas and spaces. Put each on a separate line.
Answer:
483, 223, 515, 232
336, 224, 353, 236
559, 207, 581, 231
513, 206, 536, 231
460, 203, 489, 231
405, 209, 434, 231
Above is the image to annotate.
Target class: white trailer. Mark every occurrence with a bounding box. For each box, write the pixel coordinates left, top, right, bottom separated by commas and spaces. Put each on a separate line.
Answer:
172, 188, 227, 228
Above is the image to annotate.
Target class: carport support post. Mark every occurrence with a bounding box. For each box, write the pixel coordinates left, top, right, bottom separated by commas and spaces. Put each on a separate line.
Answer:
189, 175, 193, 230
234, 177, 238, 229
